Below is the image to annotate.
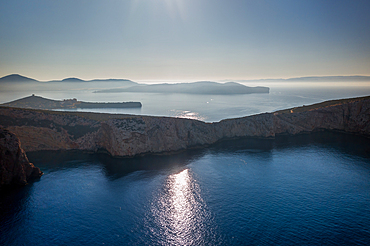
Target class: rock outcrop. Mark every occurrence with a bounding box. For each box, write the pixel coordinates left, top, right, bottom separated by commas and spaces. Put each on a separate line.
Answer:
0, 96, 369, 157
0, 127, 43, 187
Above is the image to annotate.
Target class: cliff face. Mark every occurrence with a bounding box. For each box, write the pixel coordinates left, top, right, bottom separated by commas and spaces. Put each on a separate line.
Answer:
273, 97, 370, 135
0, 96, 369, 157
0, 127, 43, 187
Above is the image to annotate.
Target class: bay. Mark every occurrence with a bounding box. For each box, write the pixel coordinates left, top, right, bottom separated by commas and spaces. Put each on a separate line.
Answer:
1, 132, 370, 245
1, 82, 370, 245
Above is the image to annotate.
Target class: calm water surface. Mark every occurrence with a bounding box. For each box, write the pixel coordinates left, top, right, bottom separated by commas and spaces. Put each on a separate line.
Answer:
1, 82, 370, 245
1, 132, 370, 245
1, 82, 370, 122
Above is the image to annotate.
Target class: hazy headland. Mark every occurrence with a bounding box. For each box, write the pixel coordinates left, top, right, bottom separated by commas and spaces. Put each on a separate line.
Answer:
1, 74, 370, 122
1, 94, 142, 110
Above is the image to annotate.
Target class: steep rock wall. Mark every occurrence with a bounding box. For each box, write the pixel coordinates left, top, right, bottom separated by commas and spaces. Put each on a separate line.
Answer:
0, 127, 43, 187
273, 97, 370, 135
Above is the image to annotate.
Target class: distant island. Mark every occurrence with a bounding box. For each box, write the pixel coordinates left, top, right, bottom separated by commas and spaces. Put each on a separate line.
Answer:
1, 95, 142, 110
0, 74, 269, 95
0, 74, 39, 83
95, 81, 270, 95
233, 75, 370, 83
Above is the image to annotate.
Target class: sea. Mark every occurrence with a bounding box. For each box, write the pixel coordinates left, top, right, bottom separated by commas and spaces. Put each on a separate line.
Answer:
1, 81, 370, 245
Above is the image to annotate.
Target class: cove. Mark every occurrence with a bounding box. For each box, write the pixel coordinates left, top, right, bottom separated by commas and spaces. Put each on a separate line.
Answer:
1, 132, 370, 245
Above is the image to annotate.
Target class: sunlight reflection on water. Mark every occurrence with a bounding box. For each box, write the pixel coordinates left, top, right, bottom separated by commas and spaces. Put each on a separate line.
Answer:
170, 110, 206, 121
148, 169, 211, 245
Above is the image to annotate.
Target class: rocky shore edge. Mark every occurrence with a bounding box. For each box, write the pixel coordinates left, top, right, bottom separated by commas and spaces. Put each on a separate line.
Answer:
0, 127, 43, 188
0, 95, 369, 185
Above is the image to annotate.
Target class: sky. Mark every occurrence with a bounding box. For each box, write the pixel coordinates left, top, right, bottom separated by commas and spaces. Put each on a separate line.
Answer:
0, 0, 369, 81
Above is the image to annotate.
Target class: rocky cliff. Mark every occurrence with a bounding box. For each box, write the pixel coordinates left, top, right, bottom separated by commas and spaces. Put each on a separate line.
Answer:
0, 127, 43, 187
0, 96, 369, 157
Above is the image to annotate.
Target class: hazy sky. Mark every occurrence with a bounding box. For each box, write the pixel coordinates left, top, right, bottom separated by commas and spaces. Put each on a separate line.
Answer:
1, 0, 369, 81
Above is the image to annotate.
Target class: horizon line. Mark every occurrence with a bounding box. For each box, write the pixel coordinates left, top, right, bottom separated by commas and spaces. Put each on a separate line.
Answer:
2, 73, 370, 83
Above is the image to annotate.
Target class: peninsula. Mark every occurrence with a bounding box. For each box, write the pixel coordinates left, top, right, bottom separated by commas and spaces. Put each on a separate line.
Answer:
0, 95, 369, 157
1, 95, 142, 110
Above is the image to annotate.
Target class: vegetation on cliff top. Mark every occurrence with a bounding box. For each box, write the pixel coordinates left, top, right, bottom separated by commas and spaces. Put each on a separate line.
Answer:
275, 95, 370, 114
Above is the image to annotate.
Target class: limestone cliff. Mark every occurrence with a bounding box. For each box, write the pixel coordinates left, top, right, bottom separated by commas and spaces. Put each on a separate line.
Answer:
0, 96, 369, 157
0, 127, 43, 187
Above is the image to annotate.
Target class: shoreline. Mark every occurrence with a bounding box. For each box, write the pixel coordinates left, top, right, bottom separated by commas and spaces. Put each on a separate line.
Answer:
0, 95, 369, 157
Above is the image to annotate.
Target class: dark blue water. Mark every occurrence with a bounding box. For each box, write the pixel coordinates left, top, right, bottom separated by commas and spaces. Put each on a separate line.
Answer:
1, 132, 370, 245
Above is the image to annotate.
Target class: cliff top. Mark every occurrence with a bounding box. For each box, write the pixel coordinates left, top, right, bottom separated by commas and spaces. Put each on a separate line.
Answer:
0, 104, 153, 122
275, 95, 370, 114
1, 95, 369, 124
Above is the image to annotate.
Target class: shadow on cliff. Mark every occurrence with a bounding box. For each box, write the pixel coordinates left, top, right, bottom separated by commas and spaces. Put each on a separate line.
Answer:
195, 131, 370, 160
26, 148, 212, 180
25, 139, 277, 181
26, 131, 370, 181
271, 131, 370, 160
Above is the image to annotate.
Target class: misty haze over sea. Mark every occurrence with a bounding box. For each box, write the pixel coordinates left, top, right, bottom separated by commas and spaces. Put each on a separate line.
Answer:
1, 77, 370, 122
1, 78, 370, 245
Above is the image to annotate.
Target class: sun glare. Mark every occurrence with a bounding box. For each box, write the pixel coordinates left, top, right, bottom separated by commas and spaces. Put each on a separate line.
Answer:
148, 168, 210, 244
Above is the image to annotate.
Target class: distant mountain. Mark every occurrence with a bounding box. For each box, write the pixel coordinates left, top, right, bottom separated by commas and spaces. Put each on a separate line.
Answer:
48, 77, 138, 86
285, 76, 370, 82
0, 74, 138, 88
95, 81, 269, 95
234, 75, 370, 83
0, 74, 39, 83
90, 79, 135, 83
62, 77, 85, 82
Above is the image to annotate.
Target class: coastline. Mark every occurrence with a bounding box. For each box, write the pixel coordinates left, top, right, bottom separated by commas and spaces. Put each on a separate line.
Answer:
0, 95, 369, 157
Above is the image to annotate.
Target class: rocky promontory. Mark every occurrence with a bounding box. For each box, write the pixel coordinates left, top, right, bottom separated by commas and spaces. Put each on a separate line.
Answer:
0, 127, 43, 188
0, 96, 369, 157
1, 94, 142, 110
